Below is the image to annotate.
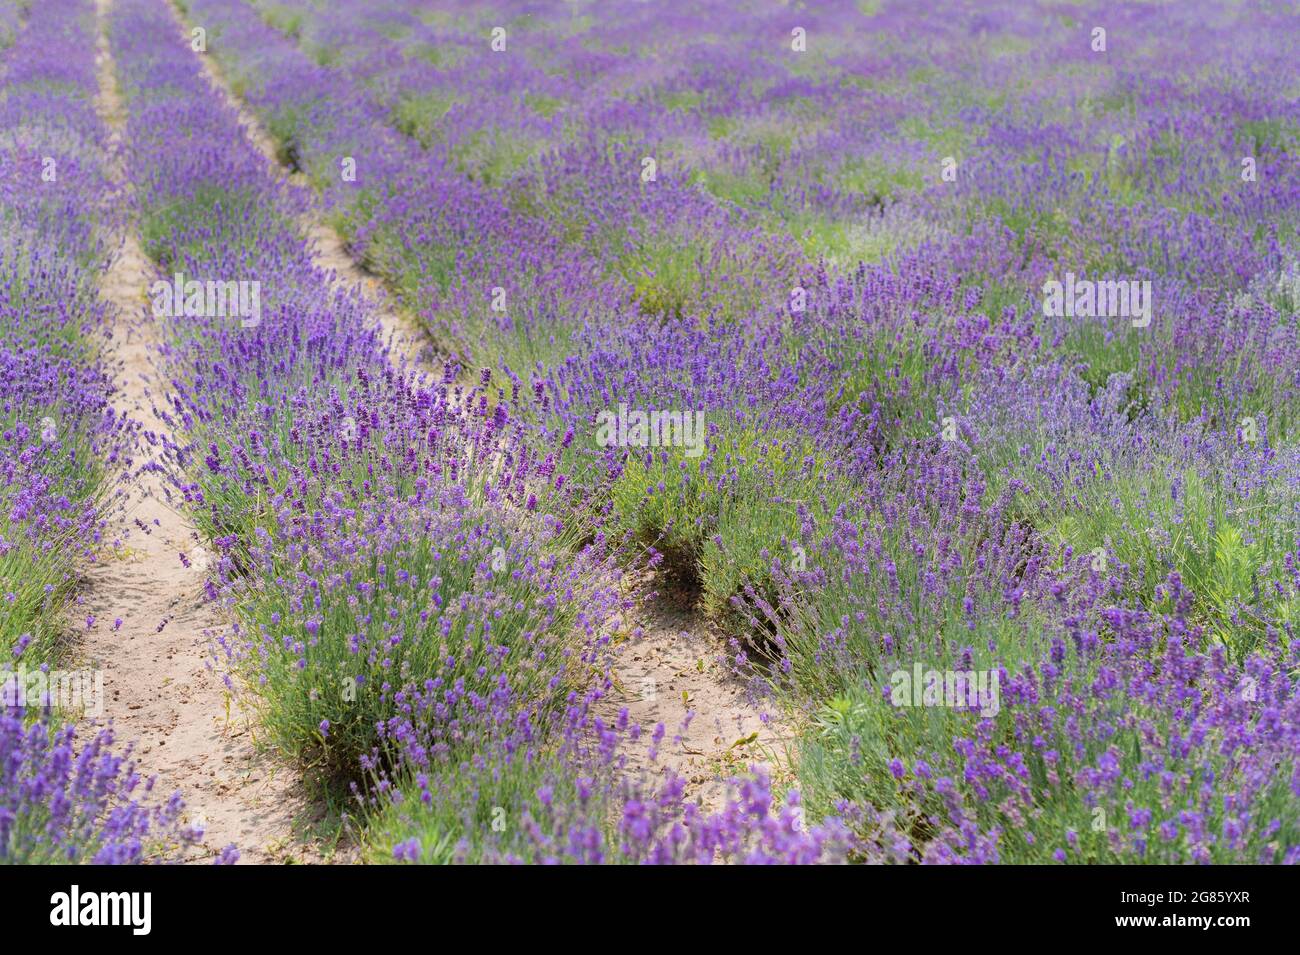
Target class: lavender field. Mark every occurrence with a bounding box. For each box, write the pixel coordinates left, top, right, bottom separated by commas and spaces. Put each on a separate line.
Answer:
2, 0, 1299, 871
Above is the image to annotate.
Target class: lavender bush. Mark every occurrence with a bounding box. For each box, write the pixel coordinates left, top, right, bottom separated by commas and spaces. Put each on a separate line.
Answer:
0, 711, 202, 864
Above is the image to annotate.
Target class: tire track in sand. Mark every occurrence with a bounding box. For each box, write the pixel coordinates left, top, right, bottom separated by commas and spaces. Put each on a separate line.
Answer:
595, 569, 794, 812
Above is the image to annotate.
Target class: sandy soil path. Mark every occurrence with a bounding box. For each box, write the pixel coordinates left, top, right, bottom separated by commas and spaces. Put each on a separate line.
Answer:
594, 570, 793, 811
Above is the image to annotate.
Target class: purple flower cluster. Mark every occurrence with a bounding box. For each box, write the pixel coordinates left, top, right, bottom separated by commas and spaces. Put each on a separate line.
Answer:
0, 711, 199, 864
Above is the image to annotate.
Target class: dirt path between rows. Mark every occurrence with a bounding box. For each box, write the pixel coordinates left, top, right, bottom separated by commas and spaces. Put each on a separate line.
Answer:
169, 0, 794, 817
79, 0, 326, 864
595, 570, 793, 811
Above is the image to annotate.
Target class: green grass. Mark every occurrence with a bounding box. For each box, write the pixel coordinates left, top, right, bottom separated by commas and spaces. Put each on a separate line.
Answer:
796, 611, 1035, 825
433, 279, 584, 375
1239, 118, 1300, 158
524, 93, 565, 119
979, 414, 1300, 661
612, 234, 708, 321
690, 165, 772, 209
608, 425, 837, 615
391, 90, 459, 147
363, 740, 608, 864
138, 183, 274, 270
258, 2, 303, 39
660, 89, 703, 112
403, 42, 468, 71
449, 129, 542, 187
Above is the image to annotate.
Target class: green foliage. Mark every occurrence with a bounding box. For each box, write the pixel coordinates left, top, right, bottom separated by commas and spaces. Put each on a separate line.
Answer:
608, 425, 834, 614
391, 90, 459, 147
